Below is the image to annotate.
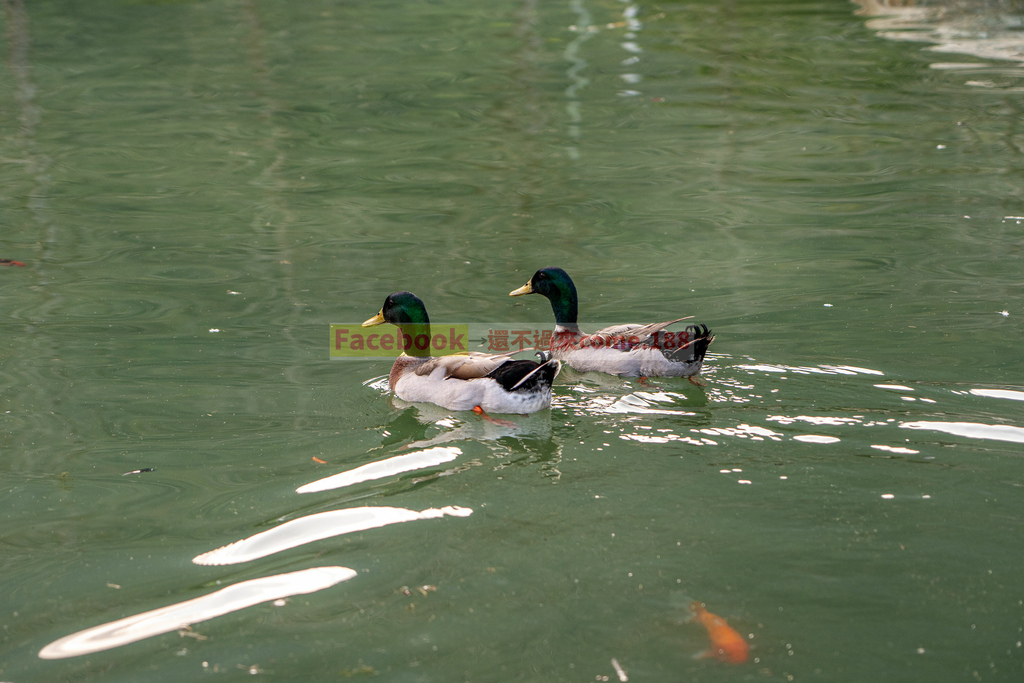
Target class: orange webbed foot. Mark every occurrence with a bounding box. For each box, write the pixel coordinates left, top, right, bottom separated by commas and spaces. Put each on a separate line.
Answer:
472, 406, 517, 427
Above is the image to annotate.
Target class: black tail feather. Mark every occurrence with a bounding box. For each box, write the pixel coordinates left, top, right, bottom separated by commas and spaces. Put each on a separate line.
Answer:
487, 359, 560, 393
666, 324, 714, 364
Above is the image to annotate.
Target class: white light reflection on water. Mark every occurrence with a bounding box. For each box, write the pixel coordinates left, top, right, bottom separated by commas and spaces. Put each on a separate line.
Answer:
619, 423, 784, 446
767, 415, 862, 426
616, 0, 644, 97
970, 388, 1024, 402
900, 421, 1024, 444
696, 424, 783, 441
297, 447, 462, 494
793, 434, 842, 444
872, 444, 920, 455
875, 384, 914, 391
737, 363, 885, 376
621, 432, 705, 445
578, 390, 696, 416
193, 506, 473, 566
362, 375, 390, 392
38, 567, 356, 659
567, 359, 1024, 457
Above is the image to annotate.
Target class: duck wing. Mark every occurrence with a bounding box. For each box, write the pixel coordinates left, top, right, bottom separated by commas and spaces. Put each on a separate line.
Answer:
585, 317, 693, 351
413, 352, 517, 380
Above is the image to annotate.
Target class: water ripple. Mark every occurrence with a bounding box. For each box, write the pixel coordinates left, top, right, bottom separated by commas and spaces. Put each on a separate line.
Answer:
39, 567, 357, 659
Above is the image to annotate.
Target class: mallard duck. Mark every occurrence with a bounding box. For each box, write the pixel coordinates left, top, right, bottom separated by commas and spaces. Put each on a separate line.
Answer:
509, 267, 713, 377
363, 292, 561, 414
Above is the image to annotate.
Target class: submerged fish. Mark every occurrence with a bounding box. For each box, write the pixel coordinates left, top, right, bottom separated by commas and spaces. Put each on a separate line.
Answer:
690, 601, 749, 664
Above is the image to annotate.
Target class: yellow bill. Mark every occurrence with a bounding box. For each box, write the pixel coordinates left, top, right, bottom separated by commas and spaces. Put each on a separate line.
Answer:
509, 282, 533, 297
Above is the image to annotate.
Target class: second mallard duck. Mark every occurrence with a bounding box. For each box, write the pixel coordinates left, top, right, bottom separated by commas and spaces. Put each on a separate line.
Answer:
509, 267, 713, 378
363, 291, 561, 413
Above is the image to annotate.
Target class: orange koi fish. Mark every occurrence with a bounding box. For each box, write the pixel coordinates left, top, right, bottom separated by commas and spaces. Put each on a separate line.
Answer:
690, 601, 749, 664
0, 259, 26, 267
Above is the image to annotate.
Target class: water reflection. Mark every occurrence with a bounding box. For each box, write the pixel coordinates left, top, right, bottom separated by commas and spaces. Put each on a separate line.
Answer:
628, 358, 1024, 456
394, 402, 555, 450
565, 0, 597, 158
871, 444, 920, 454
297, 446, 463, 494
193, 506, 473, 566
575, 389, 697, 416
969, 387, 1024, 401
854, 0, 1024, 65
564, 0, 652, 156
736, 362, 885, 376
38, 567, 356, 659
542, 355, 1024, 469
363, 375, 563, 478
792, 434, 842, 444
901, 420, 1024, 443
615, 0, 645, 98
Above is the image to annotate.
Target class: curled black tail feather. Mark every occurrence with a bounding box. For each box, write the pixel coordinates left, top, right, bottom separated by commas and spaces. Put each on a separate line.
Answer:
487, 359, 560, 393
666, 324, 714, 364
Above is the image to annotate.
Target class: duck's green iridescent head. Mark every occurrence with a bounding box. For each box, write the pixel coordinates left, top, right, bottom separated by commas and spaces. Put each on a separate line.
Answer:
509, 267, 578, 325
363, 291, 431, 327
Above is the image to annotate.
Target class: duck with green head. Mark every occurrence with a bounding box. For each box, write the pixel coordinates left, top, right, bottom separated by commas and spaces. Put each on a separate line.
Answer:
363, 291, 561, 413
509, 267, 713, 377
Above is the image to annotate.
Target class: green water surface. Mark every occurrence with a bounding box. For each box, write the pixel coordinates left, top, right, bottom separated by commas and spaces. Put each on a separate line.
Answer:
1, 0, 1023, 680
